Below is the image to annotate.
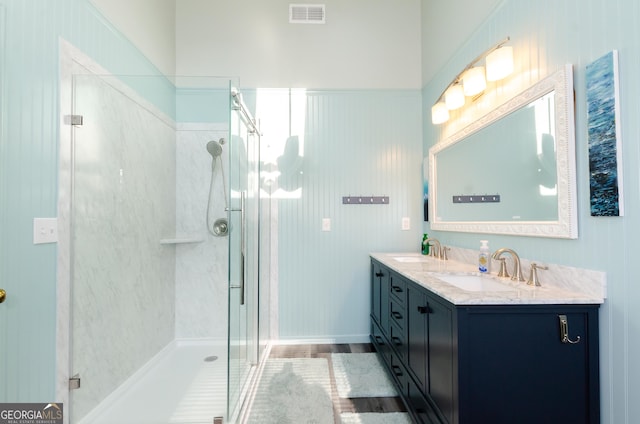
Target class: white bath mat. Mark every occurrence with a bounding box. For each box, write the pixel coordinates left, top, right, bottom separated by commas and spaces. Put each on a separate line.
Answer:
331, 353, 398, 398
340, 412, 413, 424
245, 357, 334, 423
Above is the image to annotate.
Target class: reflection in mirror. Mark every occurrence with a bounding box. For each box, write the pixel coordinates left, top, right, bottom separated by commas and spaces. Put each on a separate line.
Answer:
429, 65, 577, 238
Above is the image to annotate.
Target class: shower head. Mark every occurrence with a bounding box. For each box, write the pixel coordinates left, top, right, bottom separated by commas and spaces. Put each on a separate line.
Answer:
206, 139, 224, 158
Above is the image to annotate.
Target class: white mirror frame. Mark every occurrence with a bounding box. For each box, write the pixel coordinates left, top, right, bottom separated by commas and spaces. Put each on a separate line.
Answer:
429, 64, 578, 239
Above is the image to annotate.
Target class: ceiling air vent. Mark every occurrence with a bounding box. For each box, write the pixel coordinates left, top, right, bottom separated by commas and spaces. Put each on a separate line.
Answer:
289, 4, 326, 24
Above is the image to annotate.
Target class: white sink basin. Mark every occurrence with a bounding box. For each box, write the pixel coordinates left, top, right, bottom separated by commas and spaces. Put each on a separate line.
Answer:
392, 256, 426, 263
432, 273, 515, 292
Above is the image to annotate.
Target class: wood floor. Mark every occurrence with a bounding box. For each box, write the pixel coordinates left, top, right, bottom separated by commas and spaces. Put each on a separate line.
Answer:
268, 343, 407, 420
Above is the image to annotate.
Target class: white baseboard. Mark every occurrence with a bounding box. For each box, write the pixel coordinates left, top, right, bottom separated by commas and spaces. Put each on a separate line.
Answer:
274, 334, 371, 345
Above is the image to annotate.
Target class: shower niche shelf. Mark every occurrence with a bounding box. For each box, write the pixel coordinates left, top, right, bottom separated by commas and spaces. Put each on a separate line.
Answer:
160, 236, 205, 245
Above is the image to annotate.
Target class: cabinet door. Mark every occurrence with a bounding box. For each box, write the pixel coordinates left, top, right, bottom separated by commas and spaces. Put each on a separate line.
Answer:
407, 286, 428, 392
380, 268, 390, 335
427, 294, 454, 424
460, 307, 598, 424
371, 261, 382, 324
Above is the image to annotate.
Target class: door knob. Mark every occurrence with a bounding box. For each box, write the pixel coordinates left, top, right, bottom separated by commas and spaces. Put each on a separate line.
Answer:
0, 289, 6, 304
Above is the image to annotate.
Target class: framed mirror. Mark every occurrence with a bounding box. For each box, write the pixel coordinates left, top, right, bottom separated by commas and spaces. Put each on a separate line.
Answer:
429, 64, 577, 238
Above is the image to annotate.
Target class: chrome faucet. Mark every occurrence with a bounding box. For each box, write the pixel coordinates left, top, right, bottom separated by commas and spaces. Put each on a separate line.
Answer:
422, 238, 442, 259
491, 248, 525, 282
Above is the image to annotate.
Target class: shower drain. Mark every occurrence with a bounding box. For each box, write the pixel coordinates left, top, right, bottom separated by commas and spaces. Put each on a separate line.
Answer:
204, 355, 219, 362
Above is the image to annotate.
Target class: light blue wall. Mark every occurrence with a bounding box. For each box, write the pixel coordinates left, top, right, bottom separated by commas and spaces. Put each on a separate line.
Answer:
0, 0, 168, 402
422, 1, 640, 422
273, 89, 424, 341
176, 88, 229, 123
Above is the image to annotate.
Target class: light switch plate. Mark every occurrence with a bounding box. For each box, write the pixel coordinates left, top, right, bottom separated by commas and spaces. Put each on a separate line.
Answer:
322, 218, 331, 231
402, 217, 410, 230
33, 218, 58, 244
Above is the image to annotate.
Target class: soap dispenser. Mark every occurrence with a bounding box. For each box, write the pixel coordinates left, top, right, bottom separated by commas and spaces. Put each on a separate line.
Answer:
421, 234, 429, 255
479, 240, 490, 273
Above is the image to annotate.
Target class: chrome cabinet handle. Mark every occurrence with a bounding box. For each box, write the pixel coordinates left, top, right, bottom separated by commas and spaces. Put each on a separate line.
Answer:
559, 314, 581, 344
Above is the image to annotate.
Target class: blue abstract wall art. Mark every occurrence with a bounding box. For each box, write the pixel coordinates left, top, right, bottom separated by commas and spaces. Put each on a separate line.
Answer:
586, 50, 624, 217
423, 156, 429, 221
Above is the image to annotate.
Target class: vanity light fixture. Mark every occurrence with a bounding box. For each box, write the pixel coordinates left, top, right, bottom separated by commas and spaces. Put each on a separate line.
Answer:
444, 84, 465, 110
462, 66, 487, 96
431, 101, 450, 125
486, 45, 514, 81
431, 37, 513, 125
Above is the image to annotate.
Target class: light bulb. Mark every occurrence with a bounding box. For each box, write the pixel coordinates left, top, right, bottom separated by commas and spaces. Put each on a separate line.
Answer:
462, 66, 487, 96
444, 84, 465, 110
486, 46, 514, 82
431, 102, 449, 125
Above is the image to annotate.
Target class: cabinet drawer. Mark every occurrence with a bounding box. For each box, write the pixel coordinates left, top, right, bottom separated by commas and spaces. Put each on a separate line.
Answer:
390, 321, 407, 359
389, 274, 407, 306
408, 375, 443, 424
390, 299, 406, 330
371, 320, 392, 365
389, 352, 408, 396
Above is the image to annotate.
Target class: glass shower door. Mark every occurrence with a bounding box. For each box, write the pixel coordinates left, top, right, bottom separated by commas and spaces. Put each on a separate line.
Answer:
69, 74, 178, 423
227, 92, 261, 420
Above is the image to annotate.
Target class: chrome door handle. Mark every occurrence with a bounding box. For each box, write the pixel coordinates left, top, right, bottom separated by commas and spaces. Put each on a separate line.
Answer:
240, 191, 246, 306
228, 192, 246, 306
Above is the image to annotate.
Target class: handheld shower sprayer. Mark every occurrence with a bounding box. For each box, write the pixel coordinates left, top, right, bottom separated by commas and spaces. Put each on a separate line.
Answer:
206, 138, 225, 158
205, 138, 229, 237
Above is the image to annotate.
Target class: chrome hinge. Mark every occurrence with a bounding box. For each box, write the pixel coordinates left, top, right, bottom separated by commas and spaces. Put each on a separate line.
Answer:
69, 374, 81, 390
64, 115, 84, 126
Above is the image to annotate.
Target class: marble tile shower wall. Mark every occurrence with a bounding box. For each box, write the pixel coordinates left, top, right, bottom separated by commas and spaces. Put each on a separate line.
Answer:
175, 124, 229, 340
70, 75, 177, 420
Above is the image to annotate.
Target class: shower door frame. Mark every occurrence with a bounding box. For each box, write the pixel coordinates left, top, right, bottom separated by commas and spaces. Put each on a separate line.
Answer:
226, 88, 262, 421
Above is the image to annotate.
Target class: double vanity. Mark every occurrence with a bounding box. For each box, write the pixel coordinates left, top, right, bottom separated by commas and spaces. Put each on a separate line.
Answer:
370, 252, 603, 424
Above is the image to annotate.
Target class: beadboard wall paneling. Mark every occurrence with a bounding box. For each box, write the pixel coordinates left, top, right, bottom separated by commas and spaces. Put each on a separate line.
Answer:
0, 0, 8, 402
422, 1, 640, 422
273, 90, 423, 340
0, 0, 167, 403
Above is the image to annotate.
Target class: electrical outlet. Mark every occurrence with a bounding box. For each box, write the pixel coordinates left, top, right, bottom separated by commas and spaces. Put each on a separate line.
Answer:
402, 217, 410, 230
33, 218, 58, 244
322, 218, 331, 231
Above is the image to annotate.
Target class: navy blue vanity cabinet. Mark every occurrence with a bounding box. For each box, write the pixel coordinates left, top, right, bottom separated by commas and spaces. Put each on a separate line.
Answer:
407, 284, 454, 424
371, 261, 383, 325
389, 272, 408, 361
456, 305, 600, 424
370, 258, 600, 424
371, 260, 391, 337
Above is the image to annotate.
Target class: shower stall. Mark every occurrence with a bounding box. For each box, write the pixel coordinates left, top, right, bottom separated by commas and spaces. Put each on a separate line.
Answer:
62, 67, 270, 424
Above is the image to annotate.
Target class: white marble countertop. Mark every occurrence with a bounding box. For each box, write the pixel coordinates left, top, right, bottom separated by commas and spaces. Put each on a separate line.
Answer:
371, 252, 605, 305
